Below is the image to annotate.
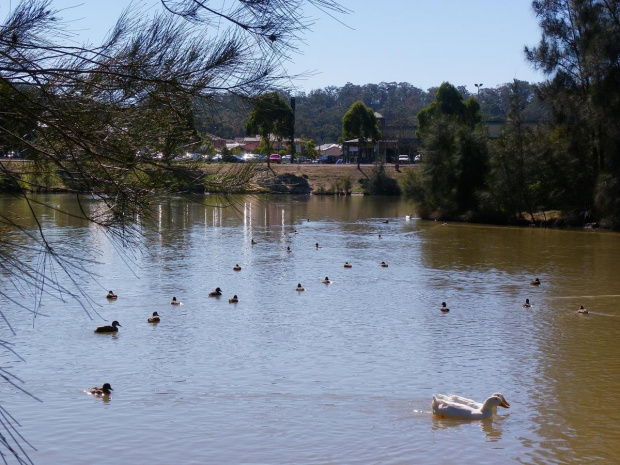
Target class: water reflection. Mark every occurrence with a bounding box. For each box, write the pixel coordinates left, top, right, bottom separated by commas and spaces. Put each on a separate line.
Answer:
431, 416, 506, 442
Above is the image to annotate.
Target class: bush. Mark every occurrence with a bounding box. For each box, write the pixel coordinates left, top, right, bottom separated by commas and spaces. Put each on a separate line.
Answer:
360, 164, 401, 195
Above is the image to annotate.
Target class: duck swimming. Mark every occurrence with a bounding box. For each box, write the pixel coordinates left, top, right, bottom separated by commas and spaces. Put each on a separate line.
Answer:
88, 383, 113, 396
251, 239, 257, 245
209, 287, 222, 297
380, 261, 388, 267
106, 291, 118, 300
432, 393, 510, 420
148, 312, 160, 323
578, 305, 589, 314
315, 243, 322, 249
229, 295, 239, 303
530, 278, 541, 286
286, 247, 292, 253
295, 283, 305, 292
233, 264, 242, 271
343, 262, 352, 268
322, 277, 331, 284
523, 298, 532, 308
171, 296, 181, 305
94, 321, 121, 333
440, 302, 450, 312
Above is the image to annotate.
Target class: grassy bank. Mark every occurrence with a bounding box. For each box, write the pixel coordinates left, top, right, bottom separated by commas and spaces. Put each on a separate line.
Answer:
251, 163, 410, 194
0, 159, 413, 195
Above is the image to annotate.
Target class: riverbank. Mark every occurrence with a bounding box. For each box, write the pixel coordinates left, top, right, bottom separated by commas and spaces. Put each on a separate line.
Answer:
0, 159, 411, 195
250, 163, 409, 194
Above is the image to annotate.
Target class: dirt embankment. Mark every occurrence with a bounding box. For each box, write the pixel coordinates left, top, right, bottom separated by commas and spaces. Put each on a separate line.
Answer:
252, 163, 411, 194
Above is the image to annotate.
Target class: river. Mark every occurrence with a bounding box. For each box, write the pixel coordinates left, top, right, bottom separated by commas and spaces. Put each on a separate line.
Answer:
1, 194, 619, 464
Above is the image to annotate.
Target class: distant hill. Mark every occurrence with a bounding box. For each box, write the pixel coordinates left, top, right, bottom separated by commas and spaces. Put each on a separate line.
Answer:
193, 80, 550, 143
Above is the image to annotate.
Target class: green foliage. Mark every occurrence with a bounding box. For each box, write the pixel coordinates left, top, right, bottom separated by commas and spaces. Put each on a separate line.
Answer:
417, 82, 481, 137
342, 101, 382, 166
342, 101, 382, 141
526, 0, 620, 225
245, 92, 293, 141
407, 84, 487, 218
360, 164, 401, 196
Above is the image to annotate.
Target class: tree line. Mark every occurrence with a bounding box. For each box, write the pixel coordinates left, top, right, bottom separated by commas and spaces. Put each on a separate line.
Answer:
403, 0, 620, 229
194, 80, 550, 143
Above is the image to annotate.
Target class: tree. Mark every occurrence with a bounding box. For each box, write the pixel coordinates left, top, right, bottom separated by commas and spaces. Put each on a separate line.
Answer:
404, 82, 487, 219
245, 92, 294, 166
0, 1, 346, 462
417, 82, 481, 136
342, 101, 381, 167
525, 0, 620, 225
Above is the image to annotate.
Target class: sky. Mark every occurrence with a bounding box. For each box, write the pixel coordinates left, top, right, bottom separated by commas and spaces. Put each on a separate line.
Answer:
33, 0, 545, 95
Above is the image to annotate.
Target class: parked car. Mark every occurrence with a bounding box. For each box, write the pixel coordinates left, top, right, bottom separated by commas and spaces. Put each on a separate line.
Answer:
243, 153, 260, 162
317, 155, 337, 164
269, 154, 282, 164
185, 152, 204, 161
398, 154, 410, 164
281, 155, 291, 163
222, 154, 244, 163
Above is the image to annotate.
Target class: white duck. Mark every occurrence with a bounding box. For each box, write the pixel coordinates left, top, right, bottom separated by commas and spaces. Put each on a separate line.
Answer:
432, 393, 510, 420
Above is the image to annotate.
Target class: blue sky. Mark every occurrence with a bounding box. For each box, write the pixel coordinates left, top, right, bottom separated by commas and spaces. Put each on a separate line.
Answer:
43, 0, 544, 94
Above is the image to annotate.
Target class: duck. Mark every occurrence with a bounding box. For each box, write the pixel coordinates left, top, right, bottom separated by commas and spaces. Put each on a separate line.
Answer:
343, 262, 352, 268
88, 383, 113, 396
229, 295, 239, 303
523, 298, 532, 308
432, 393, 510, 420
530, 278, 541, 286
148, 312, 160, 323
440, 302, 450, 312
378, 234, 382, 239
251, 239, 257, 245
322, 276, 331, 284
380, 261, 388, 267
315, 243, 322, 249
294, 229, 298, 234
286, 247, 292, 253
208, 287, 222, 297
295, 283, 305, 292
94, 321, 121, 333
106, 291, 118, 300
233, 264, 242, 271
382, 220, 389, 224
170, 296, 181, 305
577, 305, 589, 314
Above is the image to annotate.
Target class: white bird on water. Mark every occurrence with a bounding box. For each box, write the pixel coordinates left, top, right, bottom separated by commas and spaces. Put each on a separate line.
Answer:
431, 393, 510, 420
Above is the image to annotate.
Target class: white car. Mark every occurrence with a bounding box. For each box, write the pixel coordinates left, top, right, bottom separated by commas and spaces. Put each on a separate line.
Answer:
243, 153, 260, 162
398, 154, 410, 164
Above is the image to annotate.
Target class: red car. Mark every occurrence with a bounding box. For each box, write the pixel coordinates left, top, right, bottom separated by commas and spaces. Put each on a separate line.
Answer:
269, 154, 282, 164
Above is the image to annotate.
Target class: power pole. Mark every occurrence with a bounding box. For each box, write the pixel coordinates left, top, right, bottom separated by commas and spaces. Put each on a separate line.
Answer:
290, 97, 296, 164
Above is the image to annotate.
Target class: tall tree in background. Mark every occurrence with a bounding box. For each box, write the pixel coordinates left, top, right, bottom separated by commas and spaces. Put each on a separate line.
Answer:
342, 101, 381, 168
485, 80, 549, 222
244, 92, 294, 166
526, 0, 620, 225
403, 83, 487, 219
